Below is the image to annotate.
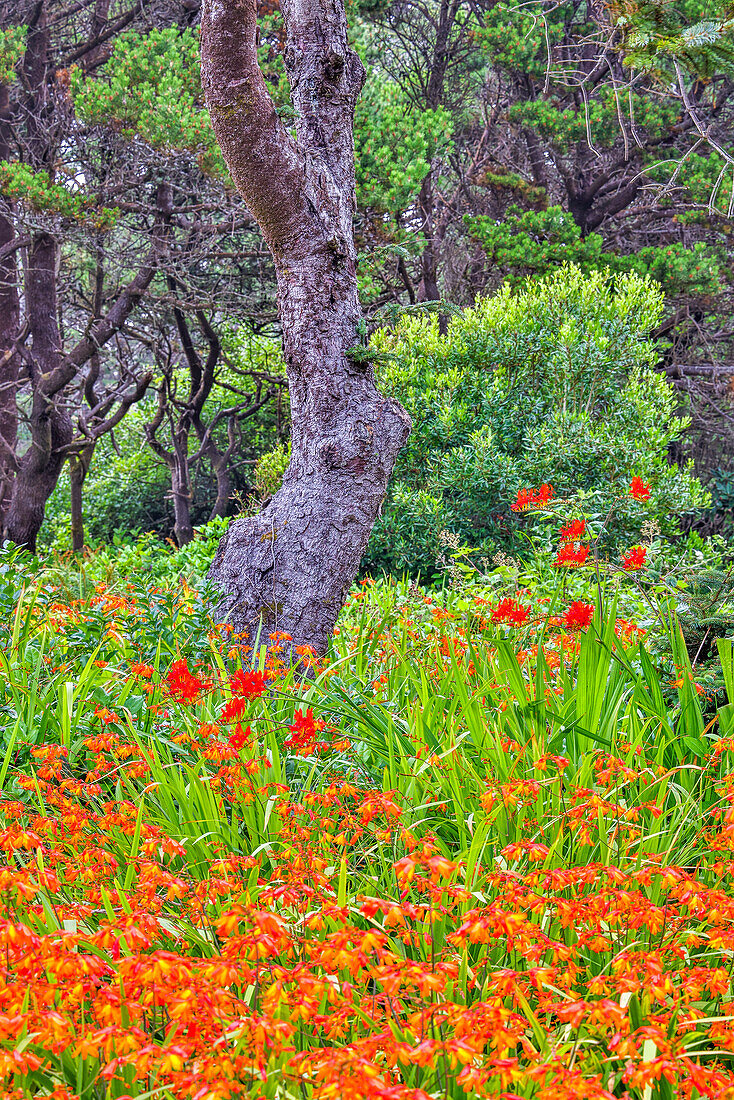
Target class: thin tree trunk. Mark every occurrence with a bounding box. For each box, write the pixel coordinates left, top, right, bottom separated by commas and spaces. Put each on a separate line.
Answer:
171, 447, 194, 547
209, 453, 232, 519
69, 441, 95, 553
69, 457, 84, 553
201, 0, 410, 653
417, 171, 441, 302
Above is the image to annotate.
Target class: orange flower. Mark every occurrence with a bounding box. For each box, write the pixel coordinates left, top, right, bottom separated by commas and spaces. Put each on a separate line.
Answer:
623, 545, 647, 570
511, 483, 554, 511
559, 518, 586, 541
554, 543, 590, 568
630, 476, 651, 500
563, 601, 594, 630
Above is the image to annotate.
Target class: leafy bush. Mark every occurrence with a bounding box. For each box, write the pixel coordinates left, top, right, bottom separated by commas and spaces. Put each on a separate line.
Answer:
366, 265, 708, 579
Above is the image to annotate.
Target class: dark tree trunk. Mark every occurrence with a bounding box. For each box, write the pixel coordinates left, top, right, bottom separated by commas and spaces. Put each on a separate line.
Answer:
201, 0, 410, 653
5, 234, 72, 552
0, 83, 18, 525
417, 172, 441, 303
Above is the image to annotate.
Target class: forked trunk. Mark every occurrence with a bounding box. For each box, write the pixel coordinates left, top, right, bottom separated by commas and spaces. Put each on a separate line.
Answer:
201, 0, 410, 653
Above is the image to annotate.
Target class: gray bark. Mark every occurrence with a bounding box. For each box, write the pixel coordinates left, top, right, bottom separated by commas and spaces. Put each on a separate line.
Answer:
0, 82, 19, 524
200, 0, 410, 654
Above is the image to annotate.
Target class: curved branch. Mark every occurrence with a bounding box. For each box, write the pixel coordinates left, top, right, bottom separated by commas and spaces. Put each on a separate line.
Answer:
200, 0, 307, 259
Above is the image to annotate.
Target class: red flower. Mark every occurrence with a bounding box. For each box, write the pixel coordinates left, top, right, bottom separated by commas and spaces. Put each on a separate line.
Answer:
511, 484, 554, 512
285, 707, 324, 754
221, 697, 249, 723
563, 601, 594, 630
229, 669, 266, 699
166, 659, 206, 704
623, 545, 647, 570
228, 724, 252, 751
559, 518, 586, 541
491, 597, 531, 627
630, 477, 651, 501
554, 543, 590, 568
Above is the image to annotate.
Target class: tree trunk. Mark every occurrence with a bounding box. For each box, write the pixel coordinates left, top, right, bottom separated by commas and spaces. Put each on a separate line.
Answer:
171, 448, 194, 548
201, 0, 410, 654
417, 171, 441, 303
5, 233, 72, 552
69, 442, 95, 553
0, 83, 19, 526
209, 454, 232, 520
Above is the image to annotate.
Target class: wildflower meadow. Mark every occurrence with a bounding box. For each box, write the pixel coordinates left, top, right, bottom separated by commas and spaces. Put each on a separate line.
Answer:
1, 478, 733, 1100
2, 0, 732, 1092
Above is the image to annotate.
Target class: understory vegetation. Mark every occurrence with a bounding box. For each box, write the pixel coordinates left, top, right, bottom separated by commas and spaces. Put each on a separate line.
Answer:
2, 469, 734, 1098
2, 0, 734, 1092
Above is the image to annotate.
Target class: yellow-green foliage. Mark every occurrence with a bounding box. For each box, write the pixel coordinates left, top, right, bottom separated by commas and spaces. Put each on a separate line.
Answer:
0, 26, 26, 85
255, 442, 290, 501
0, 163, 119, 228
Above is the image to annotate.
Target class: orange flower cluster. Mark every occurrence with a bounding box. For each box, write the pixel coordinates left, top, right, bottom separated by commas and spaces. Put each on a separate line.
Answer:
511, 484, 554, 512
1, 565, 724, 1098
3, 746, 734, 1100
630, 476, 652, 501
553, 516, 591, 569
491, 597, 531, 627
623, 545, 648, 571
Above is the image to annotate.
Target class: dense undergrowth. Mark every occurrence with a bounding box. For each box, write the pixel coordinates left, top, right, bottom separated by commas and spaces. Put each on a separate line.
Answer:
1, 531, 734, 1099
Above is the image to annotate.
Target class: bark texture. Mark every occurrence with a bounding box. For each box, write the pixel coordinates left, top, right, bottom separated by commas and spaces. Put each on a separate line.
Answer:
201, 0, 410, 654
0, 82, 19, 524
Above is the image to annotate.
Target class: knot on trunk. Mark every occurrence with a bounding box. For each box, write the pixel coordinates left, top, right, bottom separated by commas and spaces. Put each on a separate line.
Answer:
324, 50, 345, 83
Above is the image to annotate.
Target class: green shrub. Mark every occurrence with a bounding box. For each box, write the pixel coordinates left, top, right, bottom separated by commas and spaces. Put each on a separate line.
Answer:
254, 441, 290, 501
365, 265, 708, 579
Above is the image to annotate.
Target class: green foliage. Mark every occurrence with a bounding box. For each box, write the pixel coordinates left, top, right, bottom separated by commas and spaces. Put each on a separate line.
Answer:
674, 568, 734, 660
103, 516, 233, 586
254, 441, 290, 501
0, 162, 119, 228
508, 89, 679, 152
467, 204, 723, 298
355, 78, 453, 217
649, 151, 734, 217
480, 169, 547, 208
477, 5, 553, 80
366, 265, 707, 578
479, 2, 679, 151
467, 206, 605, 279
612, 0, 734, 79
70, 27, 227, 177
0, 25, 26, 85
